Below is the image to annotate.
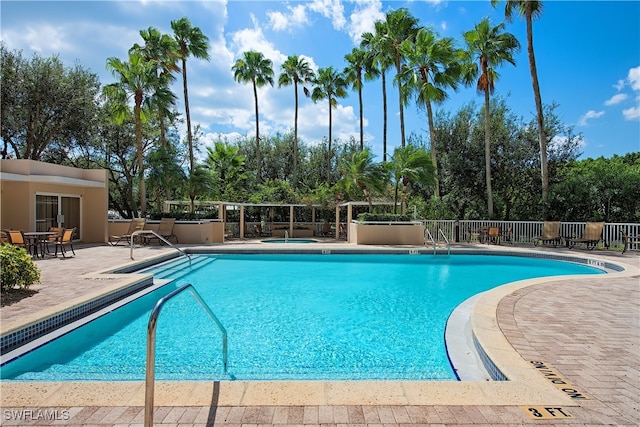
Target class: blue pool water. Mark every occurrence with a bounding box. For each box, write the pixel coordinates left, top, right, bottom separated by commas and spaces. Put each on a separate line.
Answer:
2, 254, 603, 381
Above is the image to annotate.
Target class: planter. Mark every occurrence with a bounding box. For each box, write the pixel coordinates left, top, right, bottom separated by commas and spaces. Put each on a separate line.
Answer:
108, 220, 224, 244
350, 221, 425, 245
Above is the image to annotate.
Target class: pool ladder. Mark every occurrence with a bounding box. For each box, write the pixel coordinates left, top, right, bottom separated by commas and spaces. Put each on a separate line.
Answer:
130, 229, 191, 266
425, 229, 451, 255
144, 283, 227, 427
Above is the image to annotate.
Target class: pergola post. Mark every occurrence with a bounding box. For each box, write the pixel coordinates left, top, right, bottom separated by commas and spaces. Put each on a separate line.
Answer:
289, 205, 294, 237
347, 203, 353, 243
239, 205, 245, 239
335, 205, 340, 240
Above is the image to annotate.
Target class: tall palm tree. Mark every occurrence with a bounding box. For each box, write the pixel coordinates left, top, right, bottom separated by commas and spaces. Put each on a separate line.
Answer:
493, 0, 548, 209
389, 144, 435, 214
232, 50, 274, 182
379, 8, 419, 148
132, 27, 180, 150
463, 17, 520, 218
278, 55, 314, 189
171, 17, 210, 184
344, 47, 371, 151
311, 66, 348, 182
361, 21, 393, 161
104, 50, 157, 217
338, 148, 388, 211
399, 27, 461, 199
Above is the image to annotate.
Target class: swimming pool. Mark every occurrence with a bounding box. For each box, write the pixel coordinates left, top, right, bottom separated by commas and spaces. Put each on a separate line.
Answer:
1, 254, 603, 382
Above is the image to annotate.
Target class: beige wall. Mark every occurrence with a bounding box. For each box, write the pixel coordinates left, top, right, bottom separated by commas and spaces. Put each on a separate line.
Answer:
350, 222, 425, 245
0, 159, 108, 243
108, 220, 224, 244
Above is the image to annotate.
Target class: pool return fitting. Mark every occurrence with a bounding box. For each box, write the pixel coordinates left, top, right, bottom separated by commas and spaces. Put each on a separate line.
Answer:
144, 283, 228, 427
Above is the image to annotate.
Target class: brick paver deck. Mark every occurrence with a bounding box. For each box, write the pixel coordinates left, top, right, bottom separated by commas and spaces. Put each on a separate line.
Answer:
1, 242, 638, 426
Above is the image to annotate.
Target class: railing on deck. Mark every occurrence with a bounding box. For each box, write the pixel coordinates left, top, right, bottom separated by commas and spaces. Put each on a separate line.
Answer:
423, 220, 640, 251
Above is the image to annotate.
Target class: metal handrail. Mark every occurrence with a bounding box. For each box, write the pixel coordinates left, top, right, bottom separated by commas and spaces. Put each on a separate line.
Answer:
425, 229, 436, 255
439, 228, 451, 255
130, 230, 191, 266
144, 283, 228, 427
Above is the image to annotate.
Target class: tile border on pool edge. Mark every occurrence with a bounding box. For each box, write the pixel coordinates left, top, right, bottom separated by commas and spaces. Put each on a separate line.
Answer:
0, 276, 155, 356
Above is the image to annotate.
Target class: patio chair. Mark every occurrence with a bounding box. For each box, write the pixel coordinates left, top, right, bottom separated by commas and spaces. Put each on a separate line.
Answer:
487, 226, 500, 244
319, 220, 332, 237
567, 222, 605, 250
533, 221, 562, 247
4, 229, 35, 254
620, 230, 640, 254
51, 227, 76, 258
143, 217, 177, 245
109, 218, 146, 246
500, 226, 513, 245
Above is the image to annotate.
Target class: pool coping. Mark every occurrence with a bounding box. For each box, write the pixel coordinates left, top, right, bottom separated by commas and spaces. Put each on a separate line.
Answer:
1, 245, 638, 408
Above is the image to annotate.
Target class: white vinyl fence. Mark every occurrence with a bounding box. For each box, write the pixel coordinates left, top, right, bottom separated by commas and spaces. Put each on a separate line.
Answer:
423, 220, 640, 251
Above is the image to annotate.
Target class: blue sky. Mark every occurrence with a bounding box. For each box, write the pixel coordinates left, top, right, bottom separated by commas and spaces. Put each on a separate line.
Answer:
1, 0, 639, 161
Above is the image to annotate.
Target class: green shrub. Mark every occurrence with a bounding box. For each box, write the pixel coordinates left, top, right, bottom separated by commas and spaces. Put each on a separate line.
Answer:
0, 244, 41, 292
357, 213, 412, 222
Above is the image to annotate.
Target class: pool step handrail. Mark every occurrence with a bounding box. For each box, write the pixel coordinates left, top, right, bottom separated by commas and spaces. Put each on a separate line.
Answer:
145, 283, 228, 427
439, 229, 451, 255
130, 229, 191, 266
425, 229, 436, 255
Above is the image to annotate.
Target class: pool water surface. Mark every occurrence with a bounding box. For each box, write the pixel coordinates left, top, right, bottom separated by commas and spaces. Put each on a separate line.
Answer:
1, 254, 603, 381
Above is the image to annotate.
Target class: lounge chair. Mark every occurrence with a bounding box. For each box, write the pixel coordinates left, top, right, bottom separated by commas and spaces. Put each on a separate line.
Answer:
533, 221, 561, 247
143, 217, 177, 245
567, 222, 605, 250
109, 218, 146, 246
620, 230, 640, 254
50, 228, 76, 258
319, 220, 332, 237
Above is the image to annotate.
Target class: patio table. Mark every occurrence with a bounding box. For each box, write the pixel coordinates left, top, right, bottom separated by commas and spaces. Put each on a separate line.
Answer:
23, 231, 58, 258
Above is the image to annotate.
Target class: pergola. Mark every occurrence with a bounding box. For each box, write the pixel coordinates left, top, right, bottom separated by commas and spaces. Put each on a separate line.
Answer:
163, 200, 402, 241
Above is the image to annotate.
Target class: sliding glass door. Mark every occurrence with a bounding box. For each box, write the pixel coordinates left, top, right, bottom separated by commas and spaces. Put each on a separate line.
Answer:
35, 194, 80, 239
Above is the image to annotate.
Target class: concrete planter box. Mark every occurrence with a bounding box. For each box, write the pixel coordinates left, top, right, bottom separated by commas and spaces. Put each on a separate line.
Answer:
109, 219, 224, 244
349, 221, 425, 245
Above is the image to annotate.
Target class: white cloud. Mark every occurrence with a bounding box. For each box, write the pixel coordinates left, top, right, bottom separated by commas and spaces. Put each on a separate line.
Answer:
614, 79, 625, 91
628, 66, 640, 91
267, 4, 309, 32
578, 110, 604, 126
230, 14, 287, 67
346, 0, 385, 44
623, 105, 640, 120
308, 0, 346, 31
604, 93, 629, 106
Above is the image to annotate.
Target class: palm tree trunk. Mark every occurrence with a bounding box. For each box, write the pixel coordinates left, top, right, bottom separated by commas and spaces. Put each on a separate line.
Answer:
395, 58, 406, 148
526, 7, 548, 209
358, 77, 364, 151
253, 80, 261, 182
382, 72, 388, 162
484, 89, 494, 218
327, 98, 332, 183
425, 99, 440, 198
134, 95, 146, 217
293, 80, 299, 189
182, 58, 193, 174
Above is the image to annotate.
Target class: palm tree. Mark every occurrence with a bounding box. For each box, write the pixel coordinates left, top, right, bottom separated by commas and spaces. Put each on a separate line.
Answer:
232, 51, 274, 183
399, 27, 461, 199
104, 50, 157, 217
379, 8, 419, 148
361, 21, 393, 161
310, 66, 348, 182
389, 144, 435, 214
132, 27, 180, 150
205, 141, 246, 198
493, 0, 548, 209
278, 55, 314, 189
171, 17, 210, 185
463, 17, 520, 218
338, 148, 388, 211
344, 47, 372, 151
